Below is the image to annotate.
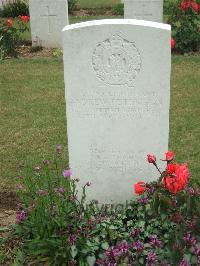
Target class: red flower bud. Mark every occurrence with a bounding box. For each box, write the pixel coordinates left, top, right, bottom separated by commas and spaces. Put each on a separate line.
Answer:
134, 181, 146, 195
191, 1, 199, 12
165, 151, 174, 161
7, 19, 13, 27
171, 38, 176, 49
180, 0, 191, 12
147, 154, 156, 164
19, 15, 30, 23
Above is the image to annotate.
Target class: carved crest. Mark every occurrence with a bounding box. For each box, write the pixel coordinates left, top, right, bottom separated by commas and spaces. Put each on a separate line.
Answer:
92, 33, 141, 86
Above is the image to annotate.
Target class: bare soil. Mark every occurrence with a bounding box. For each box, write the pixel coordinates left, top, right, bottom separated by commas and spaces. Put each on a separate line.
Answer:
0, 192, 18, 227
17, 45, 55, 59
72, 7, 115, 17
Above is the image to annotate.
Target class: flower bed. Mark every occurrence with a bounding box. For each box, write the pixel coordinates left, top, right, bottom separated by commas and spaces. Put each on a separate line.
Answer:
0, 146, 200, 265
0, 15, 29, 59
168, 0, 200, 53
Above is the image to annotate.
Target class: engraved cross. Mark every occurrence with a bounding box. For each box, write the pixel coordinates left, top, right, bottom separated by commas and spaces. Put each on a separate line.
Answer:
134, 1, 152, 19
40, 6, 57, 34
141, 2, 153, 18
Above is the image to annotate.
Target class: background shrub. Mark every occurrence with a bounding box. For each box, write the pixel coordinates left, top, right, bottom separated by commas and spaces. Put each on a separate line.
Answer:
0, 0, 29, 18
112, 3, 124, 16
68, 0, 78, 14
167, 0, 200, 53
0, 17, 29, 59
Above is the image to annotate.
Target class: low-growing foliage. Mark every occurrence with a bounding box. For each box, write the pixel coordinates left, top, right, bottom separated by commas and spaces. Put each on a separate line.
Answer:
112, 3, 124, 16
0, 0, 29, 18
0, 15, 29, 59
1, 147, 200, 265
168, 0, 200, 53
68, 0, 78, 14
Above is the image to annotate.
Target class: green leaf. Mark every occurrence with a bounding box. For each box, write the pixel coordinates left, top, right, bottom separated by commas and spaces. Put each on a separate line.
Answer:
0, 227, 9, 232
86, 255, 96, 266
139, 257, 144, 264
101, 242, 109, 250
71, 245, 78, 258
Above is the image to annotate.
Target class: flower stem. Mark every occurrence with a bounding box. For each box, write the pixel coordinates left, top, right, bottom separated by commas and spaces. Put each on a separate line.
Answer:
154, 163, 162, 175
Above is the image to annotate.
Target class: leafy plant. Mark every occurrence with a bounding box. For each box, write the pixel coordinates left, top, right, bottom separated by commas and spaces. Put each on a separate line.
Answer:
52, 48, 63, 58
1, 147, 200, 265
112, 3, 124, 16
168, 0, 200, 53
0, 0, 29, 18
0, 16, 29, 59
68, 0, 78, 14
10, 145, 102, 265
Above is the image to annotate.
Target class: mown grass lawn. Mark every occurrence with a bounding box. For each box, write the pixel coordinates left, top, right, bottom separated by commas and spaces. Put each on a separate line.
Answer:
0, 56, 200, 191
77, 0, 120, 9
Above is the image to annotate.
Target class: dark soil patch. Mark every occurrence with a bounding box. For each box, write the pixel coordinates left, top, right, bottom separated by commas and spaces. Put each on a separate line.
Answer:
0, 192, 18, 210
17, 45, 56, 59
0, 209, 16, 227
72, 7, 115, 17
0, 192, 17, 227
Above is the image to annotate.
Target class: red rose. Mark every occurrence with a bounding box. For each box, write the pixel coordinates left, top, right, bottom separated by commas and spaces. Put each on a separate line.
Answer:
19, 15, 30, 23
176, 163, 190, 188
7, 19, 13, 27
167, 163, 177, 174
134, 181, 146, 195
164, 163, 190, 194
165, 151, 174, 161
180, 0, 191, 11
191, 1, 199, 12
171, 38, 176, 49
147, 154, 156, 164
165, 176, 182, 194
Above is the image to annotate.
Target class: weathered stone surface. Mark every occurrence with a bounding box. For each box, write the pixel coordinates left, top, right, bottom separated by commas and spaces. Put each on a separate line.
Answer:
63, 19, 171, 203
124, 0, 163, 23
29, 0, 68, 48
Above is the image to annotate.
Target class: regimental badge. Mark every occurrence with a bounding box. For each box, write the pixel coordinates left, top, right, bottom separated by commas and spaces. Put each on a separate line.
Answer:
92, 33, 142, 87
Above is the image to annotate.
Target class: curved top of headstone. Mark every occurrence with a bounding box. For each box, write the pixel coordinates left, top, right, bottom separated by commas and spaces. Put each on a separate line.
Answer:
62, 19, 171, 32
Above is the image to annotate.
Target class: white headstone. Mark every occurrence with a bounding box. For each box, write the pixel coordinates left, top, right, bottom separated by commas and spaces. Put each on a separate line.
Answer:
0, 0, 12, 8
124, 0, 163, 23
29, 0, 68, 48
63, 19, 171, 204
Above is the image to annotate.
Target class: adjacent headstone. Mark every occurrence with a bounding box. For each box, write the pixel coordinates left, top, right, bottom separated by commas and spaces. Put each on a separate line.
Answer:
63, 19, 171, 204
0, 0, 13, 8
124, 0, 163, 23
29, 0, 68, 48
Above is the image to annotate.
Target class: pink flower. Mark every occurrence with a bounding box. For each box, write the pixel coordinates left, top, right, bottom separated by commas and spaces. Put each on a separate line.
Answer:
56, 144, 62, 154
63, 168, 72, 178
34, 165, 41, 173
43, 159, 50, 166
16, 210, 27, 223
16, 184, 23, 190
37, 189, 48, 196
57, 187, 65, 195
